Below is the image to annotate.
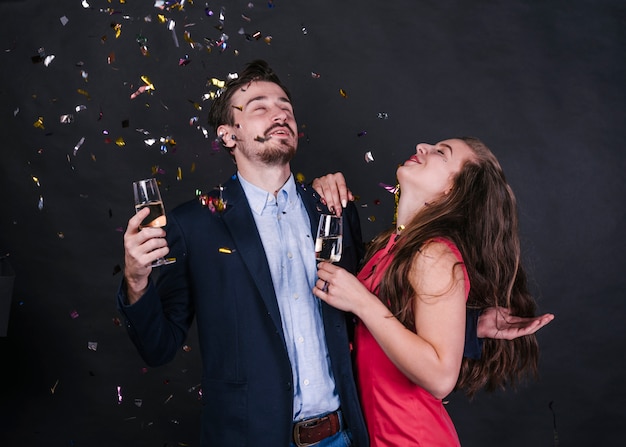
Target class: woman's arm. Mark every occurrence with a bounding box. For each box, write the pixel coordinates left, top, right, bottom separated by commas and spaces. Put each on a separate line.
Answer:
314, 240, 466, 399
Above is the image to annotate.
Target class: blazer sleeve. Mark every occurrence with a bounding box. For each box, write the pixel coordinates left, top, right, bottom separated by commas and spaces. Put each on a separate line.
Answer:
116, 209, 195, 367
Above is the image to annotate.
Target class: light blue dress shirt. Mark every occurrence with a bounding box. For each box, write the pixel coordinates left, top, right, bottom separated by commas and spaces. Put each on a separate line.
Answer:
238, 172, 340, 421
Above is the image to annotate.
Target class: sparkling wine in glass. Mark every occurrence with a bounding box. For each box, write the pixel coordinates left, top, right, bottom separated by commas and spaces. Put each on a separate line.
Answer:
315, 214, 343, 263
133, 178, 176, 266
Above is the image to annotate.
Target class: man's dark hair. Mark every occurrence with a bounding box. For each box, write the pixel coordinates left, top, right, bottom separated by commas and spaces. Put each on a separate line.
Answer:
207, 59, 292, 133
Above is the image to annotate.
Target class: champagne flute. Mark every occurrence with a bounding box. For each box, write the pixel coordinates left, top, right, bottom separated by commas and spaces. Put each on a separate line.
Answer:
132, 178, 176, 267
315, 214, 342, 292
315, 214, 343, 263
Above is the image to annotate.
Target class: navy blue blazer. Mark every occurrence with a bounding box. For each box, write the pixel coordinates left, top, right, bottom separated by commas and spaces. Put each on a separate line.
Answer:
118, 174, 368, 446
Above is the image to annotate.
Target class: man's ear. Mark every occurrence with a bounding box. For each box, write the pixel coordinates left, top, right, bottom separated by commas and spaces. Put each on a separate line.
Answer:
217, 124, 236, 148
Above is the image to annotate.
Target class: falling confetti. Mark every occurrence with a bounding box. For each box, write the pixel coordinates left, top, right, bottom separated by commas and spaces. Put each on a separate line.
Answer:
379, 182, 399, 194
33, 116, 45, 129
43, 55, 55, 66
73, 137, 85, 155
365, 151, 374, 163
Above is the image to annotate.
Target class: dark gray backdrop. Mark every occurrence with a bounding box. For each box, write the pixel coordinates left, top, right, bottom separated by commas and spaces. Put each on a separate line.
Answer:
1, 0, 624, 445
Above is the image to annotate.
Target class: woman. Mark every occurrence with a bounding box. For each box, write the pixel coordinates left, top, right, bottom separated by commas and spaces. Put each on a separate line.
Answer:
313, 137, 545, 446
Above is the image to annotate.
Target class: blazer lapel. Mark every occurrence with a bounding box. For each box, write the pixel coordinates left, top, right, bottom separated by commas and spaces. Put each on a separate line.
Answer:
297, 182, 328, 237
219, 176, 284, 334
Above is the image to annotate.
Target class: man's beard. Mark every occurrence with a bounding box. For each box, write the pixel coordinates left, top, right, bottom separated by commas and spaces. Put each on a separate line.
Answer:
240, 123, 297, 165
257, 139, 296, 165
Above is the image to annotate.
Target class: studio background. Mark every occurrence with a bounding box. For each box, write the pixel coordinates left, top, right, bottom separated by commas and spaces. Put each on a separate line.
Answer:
1, 0, 624, 446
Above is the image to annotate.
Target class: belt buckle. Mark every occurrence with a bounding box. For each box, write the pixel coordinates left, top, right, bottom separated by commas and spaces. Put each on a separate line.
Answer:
293, 415, 323, 447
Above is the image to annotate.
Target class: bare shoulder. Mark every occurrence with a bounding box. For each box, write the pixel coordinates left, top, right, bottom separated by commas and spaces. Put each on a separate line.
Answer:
410, 239, 465, 299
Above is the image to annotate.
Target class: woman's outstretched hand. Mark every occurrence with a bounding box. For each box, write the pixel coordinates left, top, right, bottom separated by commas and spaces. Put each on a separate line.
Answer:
477, 306, 555, 340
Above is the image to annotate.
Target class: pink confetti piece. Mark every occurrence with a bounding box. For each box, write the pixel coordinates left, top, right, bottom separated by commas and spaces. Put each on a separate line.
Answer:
379, 182, 399, 194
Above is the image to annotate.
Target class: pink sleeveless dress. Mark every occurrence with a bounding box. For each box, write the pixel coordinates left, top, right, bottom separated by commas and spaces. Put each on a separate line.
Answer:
355, 235, 470, 446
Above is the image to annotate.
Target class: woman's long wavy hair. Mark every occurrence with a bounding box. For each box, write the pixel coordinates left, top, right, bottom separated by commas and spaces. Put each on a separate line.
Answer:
365, 137, 539, 397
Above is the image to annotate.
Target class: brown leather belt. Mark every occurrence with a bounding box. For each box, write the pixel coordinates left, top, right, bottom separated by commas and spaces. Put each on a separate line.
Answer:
292, 410, 341, 447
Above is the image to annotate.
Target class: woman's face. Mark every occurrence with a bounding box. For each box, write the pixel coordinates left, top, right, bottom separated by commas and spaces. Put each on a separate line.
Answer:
397, 138, 476, 202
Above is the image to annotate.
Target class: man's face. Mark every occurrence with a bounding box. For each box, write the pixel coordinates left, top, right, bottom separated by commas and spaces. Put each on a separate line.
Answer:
219, 80, 298, 166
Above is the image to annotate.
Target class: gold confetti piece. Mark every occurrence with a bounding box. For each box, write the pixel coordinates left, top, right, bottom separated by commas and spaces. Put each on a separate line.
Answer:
210, 77, 225, 88
218, 247, 235, 254
141, 75, 155, 90
296, 172, 305, 183
157, 14, 167, 24
339, 89, 348, 98
32, 176, 40, 186
190, 162, 196, 173
112, 23, 122, 39
77, 88, 91, 99
33, 116, 45, 129
177, 167, 182, 181
263, 36, 273, 44
183, 30, 194, 44
115, 137, 126, 147
50, 379, 59, 394
232, 105, 243, 111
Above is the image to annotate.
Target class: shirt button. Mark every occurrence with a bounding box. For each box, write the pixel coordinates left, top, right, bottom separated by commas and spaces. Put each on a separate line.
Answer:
303, 379, 310, 386
287, 252, 293, 259
298, 336, 304, 343
293, 294, 299, 300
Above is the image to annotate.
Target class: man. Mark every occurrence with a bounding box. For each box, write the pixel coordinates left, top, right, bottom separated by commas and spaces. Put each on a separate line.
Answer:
119, 60, 553, 447
120, 60, 367, 446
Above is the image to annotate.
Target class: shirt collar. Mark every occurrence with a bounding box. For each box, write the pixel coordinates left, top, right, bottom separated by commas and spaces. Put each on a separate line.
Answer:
238, 171, 298, 216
